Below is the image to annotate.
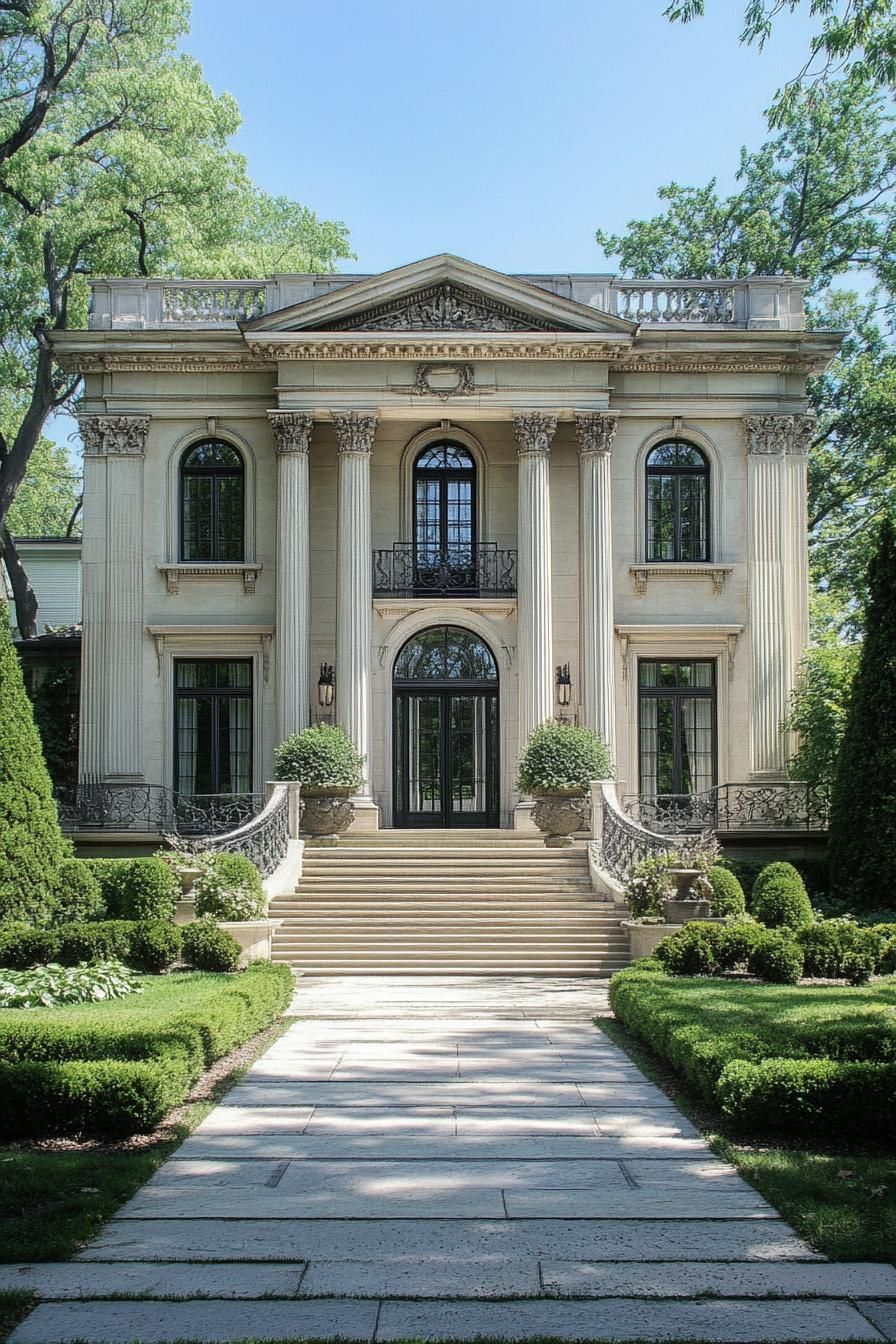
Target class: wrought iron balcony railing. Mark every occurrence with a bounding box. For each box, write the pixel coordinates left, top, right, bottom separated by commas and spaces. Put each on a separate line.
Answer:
58, 784, 262, 835
621, 782, 830, 835
373, 543, 517, 598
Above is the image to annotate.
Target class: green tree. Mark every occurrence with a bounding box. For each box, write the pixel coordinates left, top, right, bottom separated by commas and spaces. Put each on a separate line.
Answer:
827, 517, 896, 904
784, 640, 861, 789
6, 438, 80, 538
0, 0, 351, 636
0, 603, 70, 923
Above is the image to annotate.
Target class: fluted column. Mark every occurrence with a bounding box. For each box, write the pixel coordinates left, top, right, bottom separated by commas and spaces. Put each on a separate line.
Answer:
269, 411, 313, 742
576, 412, 618, 757
745, 414, 811, 776
514, 412, 558, 751
334, 411, 377, 798
78, 415, 149, 780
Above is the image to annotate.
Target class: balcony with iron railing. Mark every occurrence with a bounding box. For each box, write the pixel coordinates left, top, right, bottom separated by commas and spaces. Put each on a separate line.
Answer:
621, 782, 830, 835
373, 543, 517, 599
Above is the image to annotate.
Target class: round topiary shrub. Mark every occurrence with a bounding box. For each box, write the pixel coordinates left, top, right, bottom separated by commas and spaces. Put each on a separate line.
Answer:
182, 921, 241, 972
128, 920, 182, 974
194, 853, 266, 922
708, 866, 746, 918
655, 923, 720, 977
841, 947, 876, 986
274, 724, 364, 791
750, 862, 813, 929
716, 920, 764, 971
516, 722, 613, 794
51, 860, 105, 924
748, 930, 804, 984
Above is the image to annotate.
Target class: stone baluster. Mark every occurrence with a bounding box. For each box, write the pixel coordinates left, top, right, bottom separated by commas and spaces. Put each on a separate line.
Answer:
744, 415, 810, 776
78, 415, 149, 781
575, 412, 618, 758
514, 412, 558, 751
333, 411, 378, 822
269, 411, 313, 742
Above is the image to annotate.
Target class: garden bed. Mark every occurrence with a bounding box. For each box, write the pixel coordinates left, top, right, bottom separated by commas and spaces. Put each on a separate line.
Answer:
609, 961, 896, 1142
0, 963, 292, 1140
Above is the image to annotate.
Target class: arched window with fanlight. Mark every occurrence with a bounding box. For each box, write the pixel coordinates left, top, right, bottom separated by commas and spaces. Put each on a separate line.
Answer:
413, 442, 477, 592
645, 441, 709, 562
180, 440, 245, 562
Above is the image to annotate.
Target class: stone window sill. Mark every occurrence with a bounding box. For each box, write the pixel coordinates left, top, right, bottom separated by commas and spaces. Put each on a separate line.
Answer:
158, 563, 262, 595
629, 563, 733, 595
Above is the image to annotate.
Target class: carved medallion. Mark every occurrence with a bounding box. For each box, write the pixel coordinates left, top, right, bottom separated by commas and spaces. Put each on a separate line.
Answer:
413, 363, 475, 398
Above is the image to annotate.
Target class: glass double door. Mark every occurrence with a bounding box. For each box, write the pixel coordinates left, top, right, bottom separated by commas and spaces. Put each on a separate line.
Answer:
394, 690, 499, 828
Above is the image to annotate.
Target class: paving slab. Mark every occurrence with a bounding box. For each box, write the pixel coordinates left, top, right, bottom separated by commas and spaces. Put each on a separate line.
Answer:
77, 1216, 821, 1262
503, 1187, 775, 1219
375, 1297, 883, 1341
9, 1298, 378, 1343
221, 1081, 591, 1107
173, 1132, 711, 1161
0, 1262, 307, 1300
118, 1187, 507, 1220
860, 1302, 896, 1339
540, 1260, 896, 1299
299, 1257, 543, 1299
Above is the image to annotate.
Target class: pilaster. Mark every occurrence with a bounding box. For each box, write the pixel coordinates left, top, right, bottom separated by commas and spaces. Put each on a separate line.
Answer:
269, 411, 313, 742
333, 411, 379, 826
744, 414, 811, 776
78, 415, 149, 781
576, 411, 618, 757
514, 412, 558, 754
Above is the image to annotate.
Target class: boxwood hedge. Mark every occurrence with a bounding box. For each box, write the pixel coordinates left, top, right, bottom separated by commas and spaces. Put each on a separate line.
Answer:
0, 962, 292, 1139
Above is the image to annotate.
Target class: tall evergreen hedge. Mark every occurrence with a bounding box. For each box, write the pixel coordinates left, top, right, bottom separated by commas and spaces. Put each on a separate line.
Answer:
828, 517, 896, 906
0, 606, 69, 922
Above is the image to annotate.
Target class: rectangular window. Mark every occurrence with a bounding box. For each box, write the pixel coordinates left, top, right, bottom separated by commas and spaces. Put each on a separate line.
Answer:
174, 659, 252, 798
638, 659, 716, 799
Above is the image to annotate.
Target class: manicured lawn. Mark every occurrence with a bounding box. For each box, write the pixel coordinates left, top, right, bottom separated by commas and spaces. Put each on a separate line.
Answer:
602, 976, 896, 1264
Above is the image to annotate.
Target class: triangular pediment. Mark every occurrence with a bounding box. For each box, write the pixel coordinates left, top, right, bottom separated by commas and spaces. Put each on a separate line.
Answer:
243, 254, 635, 336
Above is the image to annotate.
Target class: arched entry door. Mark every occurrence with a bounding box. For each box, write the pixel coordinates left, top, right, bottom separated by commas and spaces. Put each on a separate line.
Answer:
393, 626, 500, 828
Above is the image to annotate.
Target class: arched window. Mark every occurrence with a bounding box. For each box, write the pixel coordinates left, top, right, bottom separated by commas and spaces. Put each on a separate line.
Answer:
394, 626, 498, 684
645, 441, 709, 562
180, 440, 244, 562
413, 443, 476, 587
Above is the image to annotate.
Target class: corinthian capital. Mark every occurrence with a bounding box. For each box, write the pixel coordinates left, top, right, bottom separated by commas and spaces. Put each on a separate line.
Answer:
574, 411, 618, 458
268, 411, 313, 455
332, 411, 378, 455
513, 412, 558, 457
78, 415, 150, 456
743, 414, 792, 457
789, 414, 816, 456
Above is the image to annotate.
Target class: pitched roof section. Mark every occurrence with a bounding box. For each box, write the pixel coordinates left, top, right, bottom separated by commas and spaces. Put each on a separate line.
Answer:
243, 254, 636, 336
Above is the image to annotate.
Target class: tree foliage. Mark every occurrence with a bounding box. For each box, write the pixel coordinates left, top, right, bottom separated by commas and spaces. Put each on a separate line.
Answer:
828, 518, 896, 904
0, 0, 351, 635
785, 640, 860, 788
0, 603, 70, 923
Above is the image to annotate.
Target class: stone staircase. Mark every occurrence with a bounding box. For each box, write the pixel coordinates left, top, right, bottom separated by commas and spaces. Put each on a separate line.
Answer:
270, 830, 630, 975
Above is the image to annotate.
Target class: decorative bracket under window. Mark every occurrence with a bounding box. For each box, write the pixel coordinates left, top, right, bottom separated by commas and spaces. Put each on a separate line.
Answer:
158, 563, 262, 595
629, 563, 733, 596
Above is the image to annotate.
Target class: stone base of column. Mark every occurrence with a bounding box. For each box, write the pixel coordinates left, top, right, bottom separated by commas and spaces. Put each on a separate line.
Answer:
346, 796, 381, 832
512, 800, 539, 832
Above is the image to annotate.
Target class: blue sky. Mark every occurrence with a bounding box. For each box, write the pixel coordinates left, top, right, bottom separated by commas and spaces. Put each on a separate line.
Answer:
182, 0, 816, 275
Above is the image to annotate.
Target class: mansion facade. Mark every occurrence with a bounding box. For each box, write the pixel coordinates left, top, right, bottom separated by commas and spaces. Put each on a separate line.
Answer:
52, 255, 839, 831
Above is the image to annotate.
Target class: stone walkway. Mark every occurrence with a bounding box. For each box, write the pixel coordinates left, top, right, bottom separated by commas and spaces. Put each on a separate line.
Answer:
6, 976, 896, 1343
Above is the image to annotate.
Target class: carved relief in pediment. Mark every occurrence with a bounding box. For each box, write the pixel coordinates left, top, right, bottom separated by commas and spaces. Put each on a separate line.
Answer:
324, 282, 575, 333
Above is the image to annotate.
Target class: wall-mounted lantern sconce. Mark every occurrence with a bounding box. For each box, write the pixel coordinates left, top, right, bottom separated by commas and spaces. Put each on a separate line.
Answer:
555, 662, 572, 709
318, 663, 335, 711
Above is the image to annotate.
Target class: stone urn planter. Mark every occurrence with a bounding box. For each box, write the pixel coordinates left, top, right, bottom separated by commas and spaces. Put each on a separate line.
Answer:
215, 918, 283, 969
663, 868, 712, 923
623, 920, 682, 959
301, 786, 355, 845
531, 789, 591, 848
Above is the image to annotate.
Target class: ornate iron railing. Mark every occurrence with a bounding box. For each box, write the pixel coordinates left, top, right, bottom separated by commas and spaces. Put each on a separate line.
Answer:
58, 784, 262, 835
596, 784, 689, 886
199, 784, 290, 877
622, 782, 830, 834
373, 542, 517, 597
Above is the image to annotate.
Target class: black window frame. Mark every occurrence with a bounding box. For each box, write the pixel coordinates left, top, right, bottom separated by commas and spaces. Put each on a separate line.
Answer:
173, 657, 253, 798
637, 657, 717, 798
645, 439, 710, 563
179, 438, 245, 563
413, 441, 477, 553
